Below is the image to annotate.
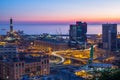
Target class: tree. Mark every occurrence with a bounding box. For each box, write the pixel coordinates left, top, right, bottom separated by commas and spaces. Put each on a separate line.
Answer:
98, 69, 120, 80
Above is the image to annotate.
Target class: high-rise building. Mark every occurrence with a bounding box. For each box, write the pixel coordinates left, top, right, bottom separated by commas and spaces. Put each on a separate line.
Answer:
102, 24, 117, 51
69, 21, 87, 49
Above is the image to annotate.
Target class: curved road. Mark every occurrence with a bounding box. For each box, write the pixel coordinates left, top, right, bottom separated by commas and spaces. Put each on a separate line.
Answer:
50, 45, 97, 64
51, 51, 65, 64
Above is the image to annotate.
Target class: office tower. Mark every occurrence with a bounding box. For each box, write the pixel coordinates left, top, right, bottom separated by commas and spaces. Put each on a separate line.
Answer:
69, 24, 77, 41
102, 24, 117, 51
76, 22, 87, 42
69, 21, 87, 49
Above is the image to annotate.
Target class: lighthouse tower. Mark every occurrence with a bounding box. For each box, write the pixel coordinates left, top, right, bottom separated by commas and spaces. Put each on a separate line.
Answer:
10, 18, 13, 32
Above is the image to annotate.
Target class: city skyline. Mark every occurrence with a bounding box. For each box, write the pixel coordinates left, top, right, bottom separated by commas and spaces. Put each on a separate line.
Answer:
0, 0, 120, 79
0, 0, 120, 24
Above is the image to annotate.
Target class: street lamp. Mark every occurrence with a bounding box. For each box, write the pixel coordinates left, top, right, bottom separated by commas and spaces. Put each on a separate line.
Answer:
6, 76, 9, 80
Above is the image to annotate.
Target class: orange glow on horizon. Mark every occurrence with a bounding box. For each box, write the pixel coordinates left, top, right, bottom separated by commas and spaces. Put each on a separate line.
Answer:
13, 16, 120, 24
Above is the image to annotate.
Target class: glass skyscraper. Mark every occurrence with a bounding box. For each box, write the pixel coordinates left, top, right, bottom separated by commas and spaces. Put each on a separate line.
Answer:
102, 24, 117, 51
69, 21, 87, 49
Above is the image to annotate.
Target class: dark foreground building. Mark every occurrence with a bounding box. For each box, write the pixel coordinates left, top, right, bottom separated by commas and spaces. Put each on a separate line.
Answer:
0, 52, 50, 80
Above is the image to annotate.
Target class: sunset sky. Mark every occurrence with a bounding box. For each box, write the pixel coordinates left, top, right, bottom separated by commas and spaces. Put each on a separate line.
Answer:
0, 0, 120, 24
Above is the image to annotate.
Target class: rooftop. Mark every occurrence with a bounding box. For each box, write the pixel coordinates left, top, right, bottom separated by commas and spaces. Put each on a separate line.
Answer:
0, 52, 49, 63
36, 38, 67, 44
